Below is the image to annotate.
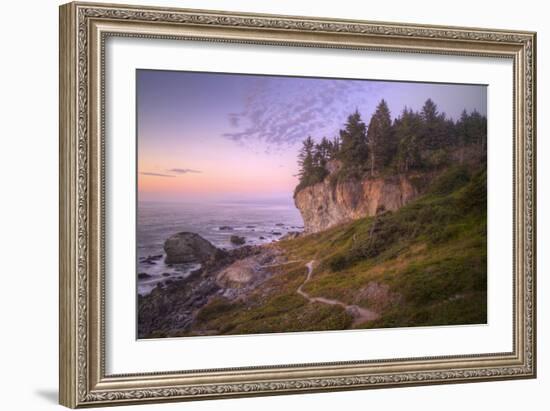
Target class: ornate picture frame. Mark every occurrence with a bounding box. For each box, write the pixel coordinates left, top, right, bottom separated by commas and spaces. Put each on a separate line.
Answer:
59, 1, 536, 408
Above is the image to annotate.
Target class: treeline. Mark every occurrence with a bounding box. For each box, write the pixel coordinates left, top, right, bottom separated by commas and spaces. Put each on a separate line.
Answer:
296, 98, 486, 193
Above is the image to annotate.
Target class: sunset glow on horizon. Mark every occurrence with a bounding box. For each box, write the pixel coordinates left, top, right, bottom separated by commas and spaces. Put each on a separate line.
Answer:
137, 70, 487, 202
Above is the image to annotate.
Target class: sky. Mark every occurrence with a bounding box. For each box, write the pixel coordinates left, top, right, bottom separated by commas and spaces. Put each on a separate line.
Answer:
137, 69, 487, 202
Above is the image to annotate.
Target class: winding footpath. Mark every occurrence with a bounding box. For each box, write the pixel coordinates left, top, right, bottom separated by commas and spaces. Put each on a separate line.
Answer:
297, 260, 379, 326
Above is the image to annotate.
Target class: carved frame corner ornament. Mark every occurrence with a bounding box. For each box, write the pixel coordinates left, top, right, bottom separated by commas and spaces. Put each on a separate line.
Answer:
59, 1, 536, 408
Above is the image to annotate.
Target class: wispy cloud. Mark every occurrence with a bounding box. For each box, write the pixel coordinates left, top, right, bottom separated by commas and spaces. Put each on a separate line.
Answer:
222, 77, 383, 150
168, 168, 202, 174
140, 172, 175, 178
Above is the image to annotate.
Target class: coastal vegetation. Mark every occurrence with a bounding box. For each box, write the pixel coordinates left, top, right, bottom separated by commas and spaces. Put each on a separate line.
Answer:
138, 162, 486, 337
295, 99, 486, 194
180, 165, 487, 335
137, 97, 487, 338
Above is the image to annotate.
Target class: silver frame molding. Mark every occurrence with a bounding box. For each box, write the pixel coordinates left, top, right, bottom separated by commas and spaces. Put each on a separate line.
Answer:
59, 2, 536, 408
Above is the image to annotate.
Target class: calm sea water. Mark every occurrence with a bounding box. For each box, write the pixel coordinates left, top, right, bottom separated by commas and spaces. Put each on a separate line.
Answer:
137, 199, 304, 295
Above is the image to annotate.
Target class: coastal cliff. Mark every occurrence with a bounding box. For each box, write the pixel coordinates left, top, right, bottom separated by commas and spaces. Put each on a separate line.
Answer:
294, 140, 486, 234
294, 168, 431, 233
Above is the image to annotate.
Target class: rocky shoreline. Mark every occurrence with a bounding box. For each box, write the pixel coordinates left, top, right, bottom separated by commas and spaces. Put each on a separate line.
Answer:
138, 232, 288, 338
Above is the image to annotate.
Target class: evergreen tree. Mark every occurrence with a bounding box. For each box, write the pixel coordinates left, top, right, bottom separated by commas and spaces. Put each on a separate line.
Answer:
338, 110, 368, 175
455, 109, 487, 162
297, 136, 315, 184
296, 136, 330, 193
444, 117, 458, 147
367, 99, 394, 175
421, 98, 438, 124
315, 137, 333, 168
394, 107, 422, 172
311, 138, 330, 182
420, 98, 437, 149
456, 109, 469, 141
465, 110, 487, 149
420, 98, 449, 151
331, 136, 341, 157
294, 99, 487, 194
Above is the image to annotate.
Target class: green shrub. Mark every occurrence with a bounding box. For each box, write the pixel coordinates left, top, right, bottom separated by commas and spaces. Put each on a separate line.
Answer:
428, 165, 471, 195
456, 169, 487, 212
327, 254, 350, 272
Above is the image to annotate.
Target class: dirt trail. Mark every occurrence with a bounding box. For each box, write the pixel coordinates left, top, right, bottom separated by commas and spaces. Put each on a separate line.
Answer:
297, 260, 379, 326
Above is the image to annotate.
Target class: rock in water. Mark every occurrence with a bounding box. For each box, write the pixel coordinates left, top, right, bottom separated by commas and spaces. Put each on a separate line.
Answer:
164, 232, 219, 264
230, 235, 246, 245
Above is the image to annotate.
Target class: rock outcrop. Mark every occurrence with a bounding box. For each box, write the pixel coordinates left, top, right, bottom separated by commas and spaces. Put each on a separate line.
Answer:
230, 235, 246, 245
216, 247, 283, 290
294, 144, 486, 234
138, 244, 281, 338
216, 258, 258, 288
294, 174, 427, 233
164, 232, 220, 264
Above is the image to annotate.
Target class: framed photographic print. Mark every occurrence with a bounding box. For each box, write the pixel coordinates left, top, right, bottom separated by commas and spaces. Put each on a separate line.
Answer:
59, 2, 537, 408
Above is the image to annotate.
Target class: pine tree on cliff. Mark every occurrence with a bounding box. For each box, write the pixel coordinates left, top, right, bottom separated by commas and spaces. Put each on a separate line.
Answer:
311, 138, 330, 181
463, 109, 487, 150
367, 99, 394, 176
331, 135, 341, 156
296, 136, 330, 194
420, 98, 446, 151
394, 107, 422, 172
338, 109, 368, 176
315, 137, 334, 167
297, 136, 316, 184
447, 108, 487, 165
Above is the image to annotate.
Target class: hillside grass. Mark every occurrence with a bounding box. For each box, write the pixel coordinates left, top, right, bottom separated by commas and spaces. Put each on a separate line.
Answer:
190, 165, 487, 335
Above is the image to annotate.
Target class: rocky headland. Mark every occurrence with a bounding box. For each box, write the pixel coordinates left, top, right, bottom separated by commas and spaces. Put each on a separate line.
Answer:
138, 232, 286, 338
294, 161, 427, 233
294, 143, 485, 234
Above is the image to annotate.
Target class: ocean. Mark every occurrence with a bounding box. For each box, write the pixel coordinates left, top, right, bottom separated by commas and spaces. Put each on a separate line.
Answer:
137, 199, 304, 295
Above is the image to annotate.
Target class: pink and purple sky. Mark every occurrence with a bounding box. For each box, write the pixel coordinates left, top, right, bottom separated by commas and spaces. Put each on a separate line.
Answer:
137, 70, 486, 202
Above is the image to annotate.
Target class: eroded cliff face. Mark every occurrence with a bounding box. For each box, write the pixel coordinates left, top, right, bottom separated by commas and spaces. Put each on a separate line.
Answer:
294, 174, 424, 233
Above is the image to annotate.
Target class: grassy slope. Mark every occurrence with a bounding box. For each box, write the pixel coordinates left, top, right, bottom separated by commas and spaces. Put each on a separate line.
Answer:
191, 165, 487, 335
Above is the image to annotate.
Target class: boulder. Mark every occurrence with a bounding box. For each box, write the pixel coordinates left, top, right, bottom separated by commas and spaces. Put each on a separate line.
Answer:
164, 232, 219, 264
216, 258, 258, 288
230, 235, 246, 245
